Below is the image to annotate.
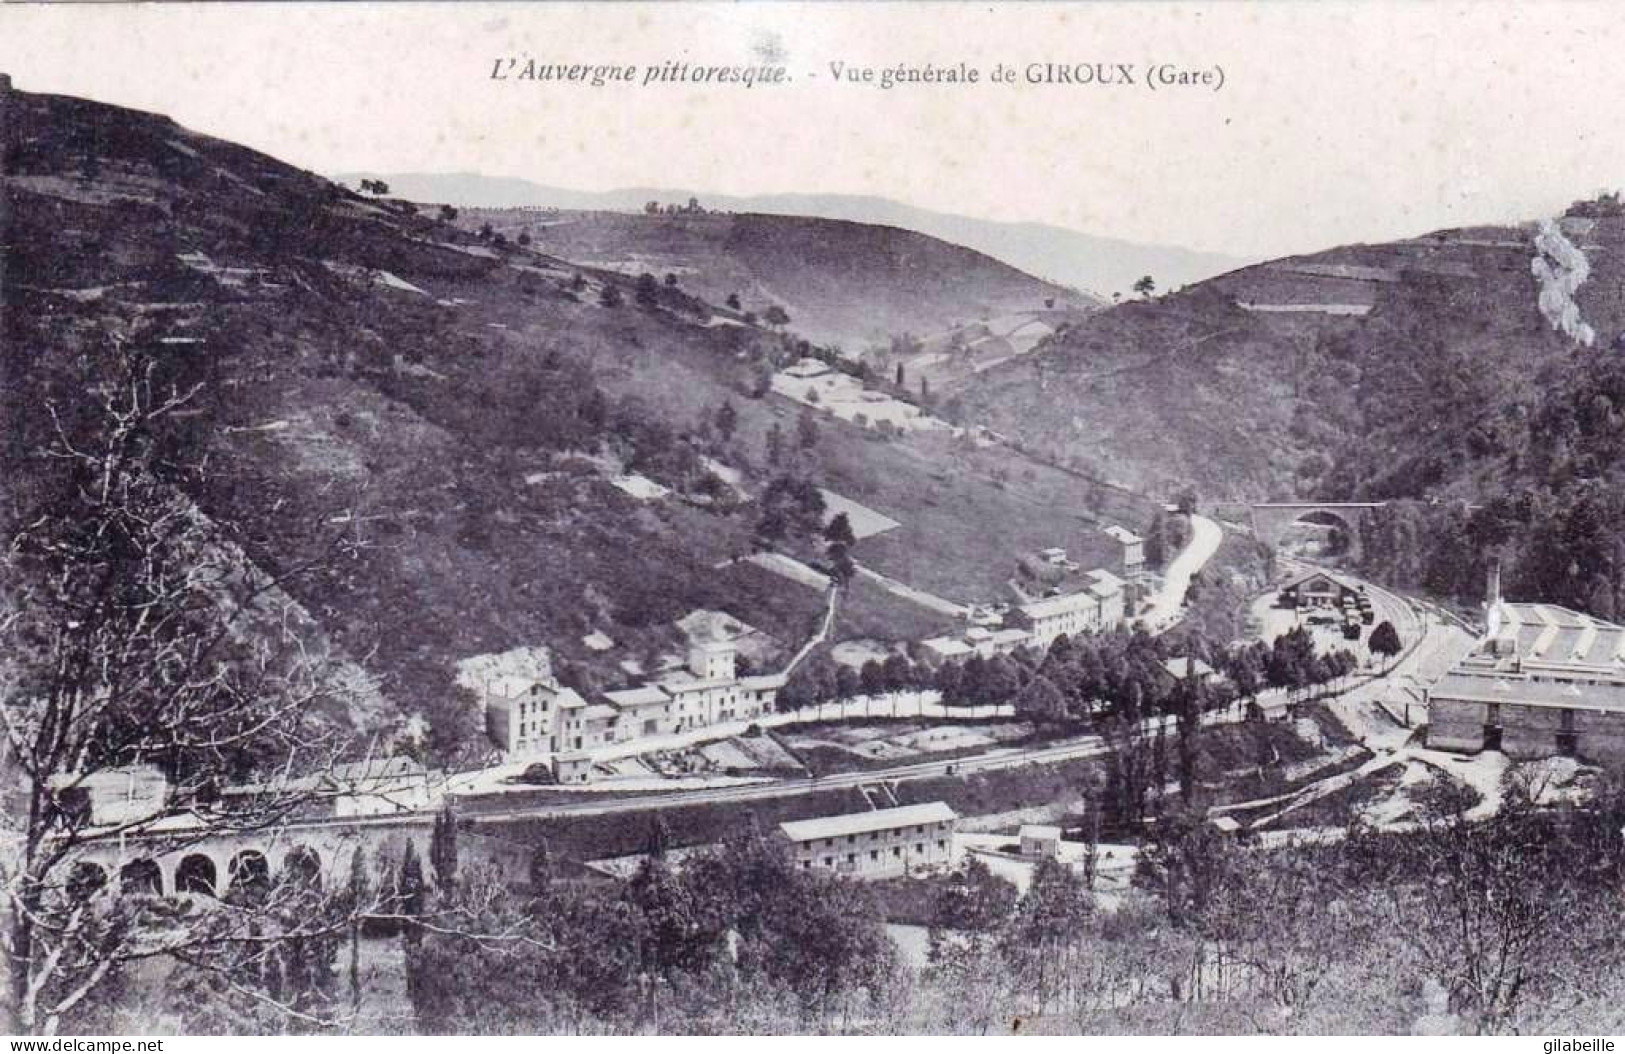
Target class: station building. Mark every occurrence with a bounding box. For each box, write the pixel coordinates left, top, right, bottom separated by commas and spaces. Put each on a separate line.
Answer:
1276, 569, 1363, 610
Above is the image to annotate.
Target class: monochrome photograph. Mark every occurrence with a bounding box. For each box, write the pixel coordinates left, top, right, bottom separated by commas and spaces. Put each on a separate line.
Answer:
3, 1, 1625, 1038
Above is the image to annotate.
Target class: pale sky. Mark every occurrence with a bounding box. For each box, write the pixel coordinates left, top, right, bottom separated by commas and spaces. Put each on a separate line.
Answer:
3, 1, 1623, 258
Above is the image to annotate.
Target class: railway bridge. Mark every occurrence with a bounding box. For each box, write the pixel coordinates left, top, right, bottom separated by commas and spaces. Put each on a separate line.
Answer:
68, 810, 530, 899
1214, 500, 1387, 561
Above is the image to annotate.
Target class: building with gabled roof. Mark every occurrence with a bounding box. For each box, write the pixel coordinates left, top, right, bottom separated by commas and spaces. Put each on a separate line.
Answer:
1426, 582, 1625, 763
1104, 525, 1146, 580
1277, 569, 1364, 610
485, 680, 587, 757
1019, 824, 1063, 860
1010, 562, 1127, 648
603, 684, 672, 738
777, 802, 957, 879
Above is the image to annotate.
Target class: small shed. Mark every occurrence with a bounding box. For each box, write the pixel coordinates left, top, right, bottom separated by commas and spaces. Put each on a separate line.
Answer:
552, 751, 595, 784
1018, 824, 1063, 860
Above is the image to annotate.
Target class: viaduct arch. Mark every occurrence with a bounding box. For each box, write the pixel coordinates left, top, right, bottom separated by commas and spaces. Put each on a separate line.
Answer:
67, 812, 529, 900
1244, 502, 1386, 561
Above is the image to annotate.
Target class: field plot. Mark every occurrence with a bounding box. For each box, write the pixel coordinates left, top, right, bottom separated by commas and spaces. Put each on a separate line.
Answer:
783, 720, 1034, 764
831, 639, 896, 667
745, 551, 832, 591
646, 731, 806, 778
772, 370, 946, 434
820, 488, 900, 538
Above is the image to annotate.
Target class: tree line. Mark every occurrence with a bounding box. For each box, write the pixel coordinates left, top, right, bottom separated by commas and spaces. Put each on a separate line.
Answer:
140, 772, 1625, 1034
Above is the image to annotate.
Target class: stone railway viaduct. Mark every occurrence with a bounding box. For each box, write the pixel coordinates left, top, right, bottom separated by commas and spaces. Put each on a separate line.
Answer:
1211, 501, 1387, 561
69, 811, 530, 899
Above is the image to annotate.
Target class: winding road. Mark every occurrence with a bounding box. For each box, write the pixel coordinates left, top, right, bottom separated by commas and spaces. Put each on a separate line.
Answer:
1140, 513, 1223, 632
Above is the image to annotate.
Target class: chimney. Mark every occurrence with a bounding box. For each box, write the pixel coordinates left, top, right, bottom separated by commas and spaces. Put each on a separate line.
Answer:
1484, 559, 1504, 642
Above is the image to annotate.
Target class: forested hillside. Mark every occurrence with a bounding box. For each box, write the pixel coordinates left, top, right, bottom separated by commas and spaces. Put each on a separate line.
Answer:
1332, 201, 1625, 615
956, 213, 1625, 502
0, 85, 1150, 764
954, 194, 1625, 620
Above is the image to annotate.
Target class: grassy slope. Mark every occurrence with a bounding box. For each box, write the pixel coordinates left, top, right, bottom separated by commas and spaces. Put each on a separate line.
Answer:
460, 207, 1096, 351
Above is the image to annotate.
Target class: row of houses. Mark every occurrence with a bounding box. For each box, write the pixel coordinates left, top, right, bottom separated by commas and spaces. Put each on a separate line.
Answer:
483, 635, 785, 776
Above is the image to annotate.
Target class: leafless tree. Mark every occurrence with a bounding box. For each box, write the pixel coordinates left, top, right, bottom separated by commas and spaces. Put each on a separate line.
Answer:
1372, 790, 1625, 1034
0, 339, 378, 1033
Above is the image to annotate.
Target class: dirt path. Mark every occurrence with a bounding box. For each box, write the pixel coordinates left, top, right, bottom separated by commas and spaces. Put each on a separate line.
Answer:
783, 587, 840, 676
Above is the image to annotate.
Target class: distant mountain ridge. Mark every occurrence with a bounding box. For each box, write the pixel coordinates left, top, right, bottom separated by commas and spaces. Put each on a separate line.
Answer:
456, 205, 1092, 351
336, 172, 1253, 299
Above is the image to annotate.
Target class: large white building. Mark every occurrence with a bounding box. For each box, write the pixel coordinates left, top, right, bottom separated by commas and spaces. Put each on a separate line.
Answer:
777, 801, 958, 879
1011, 567, 1127, 648
1426, 593, 1625, 766
484, 680, 590, 756
484, 636, 784, 760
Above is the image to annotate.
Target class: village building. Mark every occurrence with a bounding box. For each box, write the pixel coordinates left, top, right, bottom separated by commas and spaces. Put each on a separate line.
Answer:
1104, 525, 1146, 581
921, 635, 976, 661
1277, 569, 1363, 610
1018, 824, 1063, 860
1009, 555, 1128, 648
557, 701, 621, 753
602, 684, 673, 738
1426, 591, 1625, 765
552, 750, 596, 784
923, 625, 1033, 661
777, 801, 958, 879
484, 680, 589, 756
